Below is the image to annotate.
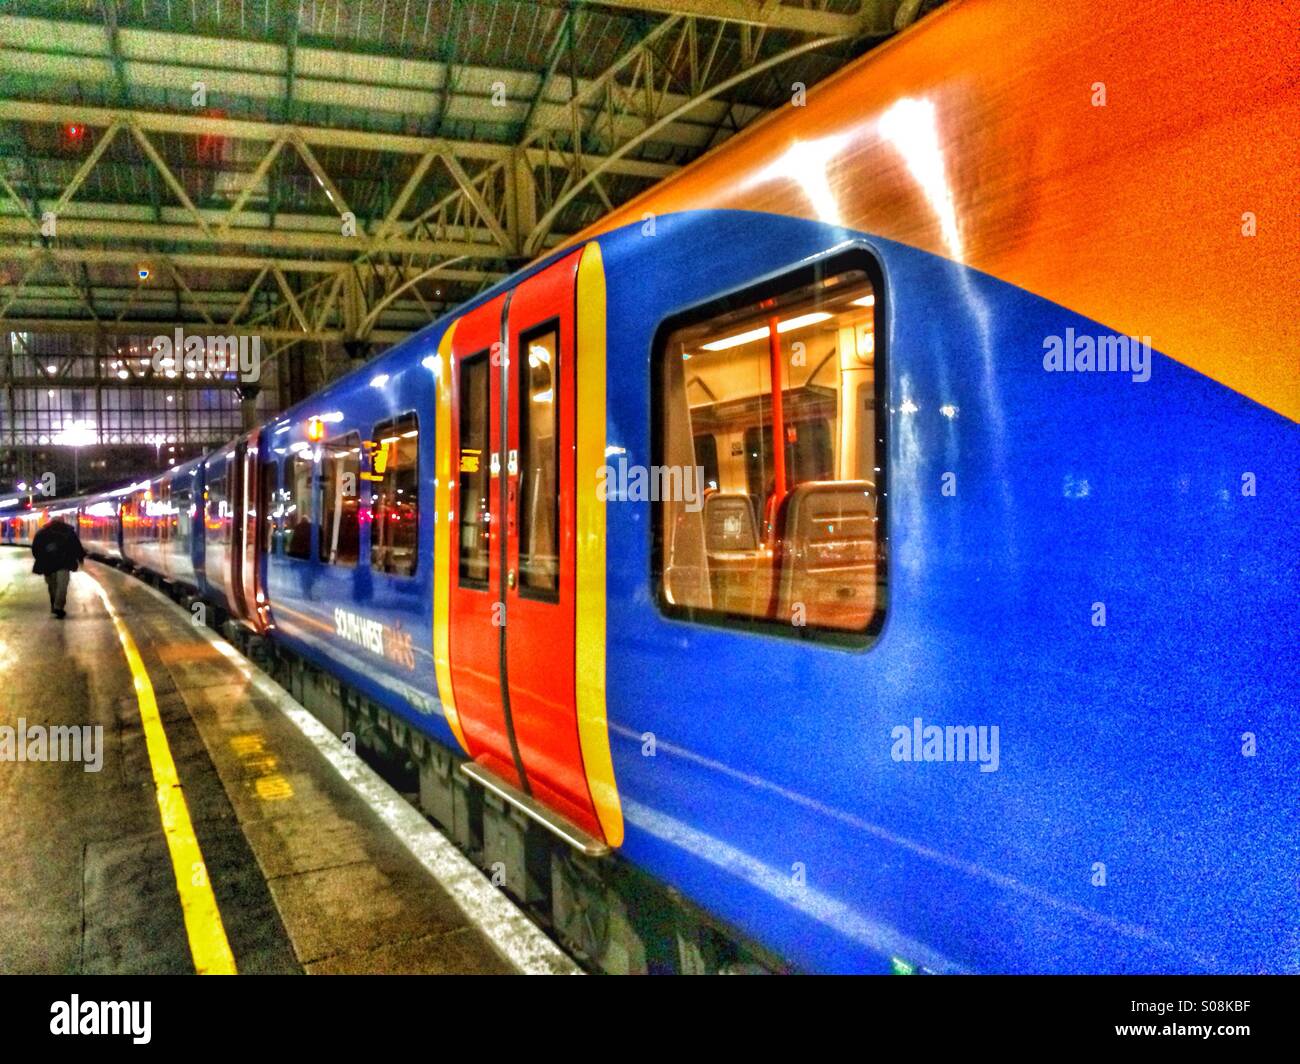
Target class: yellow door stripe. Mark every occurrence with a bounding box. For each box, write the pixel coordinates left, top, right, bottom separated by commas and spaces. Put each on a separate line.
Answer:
87, 574, 237, 975
574, 240, 624, 847
432, 321, 471, 755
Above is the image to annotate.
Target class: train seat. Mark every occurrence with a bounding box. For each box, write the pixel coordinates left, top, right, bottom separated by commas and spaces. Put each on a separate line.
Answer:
702, 492, 768, 616
773, 480, 879, 631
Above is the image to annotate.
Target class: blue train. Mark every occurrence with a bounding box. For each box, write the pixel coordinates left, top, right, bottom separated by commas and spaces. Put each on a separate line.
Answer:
4, 0, 1295, 973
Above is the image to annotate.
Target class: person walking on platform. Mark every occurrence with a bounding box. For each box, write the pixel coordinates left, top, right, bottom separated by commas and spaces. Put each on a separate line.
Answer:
30, 515, 87, 619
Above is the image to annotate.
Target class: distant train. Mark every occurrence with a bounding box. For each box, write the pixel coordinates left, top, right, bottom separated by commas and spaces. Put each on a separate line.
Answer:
4, 0, 1296, 973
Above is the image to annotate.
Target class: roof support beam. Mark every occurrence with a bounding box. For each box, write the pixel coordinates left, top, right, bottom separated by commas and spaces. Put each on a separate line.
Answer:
0, 216, 503, 257
0, 245, 505, 282
0, 317, 409, 345
588, 0, 889, 36
0, 100, 676, 180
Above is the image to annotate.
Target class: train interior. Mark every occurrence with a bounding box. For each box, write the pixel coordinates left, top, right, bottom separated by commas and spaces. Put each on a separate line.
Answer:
266, 418, 418, 576
660, 265, 882, 635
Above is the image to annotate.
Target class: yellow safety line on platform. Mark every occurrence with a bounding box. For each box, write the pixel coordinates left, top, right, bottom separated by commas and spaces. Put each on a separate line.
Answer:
87, 574, 238, 975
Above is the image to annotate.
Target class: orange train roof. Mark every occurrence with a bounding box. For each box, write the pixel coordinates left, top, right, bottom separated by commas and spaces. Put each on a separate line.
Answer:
567, 0, 1299, 421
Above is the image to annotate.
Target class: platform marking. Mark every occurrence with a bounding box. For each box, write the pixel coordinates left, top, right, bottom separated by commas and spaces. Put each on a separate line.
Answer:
119, 570, 581, 975
86, 574, 238, 976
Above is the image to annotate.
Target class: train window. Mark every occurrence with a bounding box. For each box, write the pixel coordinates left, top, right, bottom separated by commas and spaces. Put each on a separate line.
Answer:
320, 433, 361, 567
654, 254, 886, 644
284, 450, 314, 560
517, 323, 559, 596
261, 459, 280, 554
370, 414, 419, 577
174, 485, 193, 543
458, 352, 490, 588
207, 462, 228, 544
158, 481, 170, 542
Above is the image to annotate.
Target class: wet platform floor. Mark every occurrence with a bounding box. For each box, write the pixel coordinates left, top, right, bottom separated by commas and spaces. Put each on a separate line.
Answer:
0, 548, 527, 975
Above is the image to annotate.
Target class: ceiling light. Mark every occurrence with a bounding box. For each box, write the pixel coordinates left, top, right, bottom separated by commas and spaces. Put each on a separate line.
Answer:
700, 312, 832, 352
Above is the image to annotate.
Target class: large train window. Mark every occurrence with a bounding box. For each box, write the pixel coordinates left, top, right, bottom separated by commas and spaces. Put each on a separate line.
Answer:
458, 352, 490, 588
370, 414, 419, 577
320, 433, 361, 567
653, 252, 886, 645
284, 450, 314, 560
518, 322, 559, 596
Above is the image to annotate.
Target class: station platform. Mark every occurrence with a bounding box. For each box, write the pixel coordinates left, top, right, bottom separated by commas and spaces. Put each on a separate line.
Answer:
0, 548, 577, 975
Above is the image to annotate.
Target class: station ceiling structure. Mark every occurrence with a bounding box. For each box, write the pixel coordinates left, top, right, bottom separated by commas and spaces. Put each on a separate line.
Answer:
0, 0, 939, 473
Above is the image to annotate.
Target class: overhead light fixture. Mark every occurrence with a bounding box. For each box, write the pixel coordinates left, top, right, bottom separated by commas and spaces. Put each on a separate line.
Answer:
700, 312, 832, 352
851, 294, 875, 307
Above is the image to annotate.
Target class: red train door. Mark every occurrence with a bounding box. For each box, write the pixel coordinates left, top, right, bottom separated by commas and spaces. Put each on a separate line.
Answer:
444, 249, 612, 843
502, 252, 600, 836
447, 292, 519, 785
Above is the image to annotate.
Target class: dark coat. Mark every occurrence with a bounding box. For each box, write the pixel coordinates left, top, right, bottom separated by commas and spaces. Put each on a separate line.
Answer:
30, 520, 87, 575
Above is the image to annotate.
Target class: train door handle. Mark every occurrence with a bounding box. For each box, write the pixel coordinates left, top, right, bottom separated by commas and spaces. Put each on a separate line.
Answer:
507, 568, 517, 590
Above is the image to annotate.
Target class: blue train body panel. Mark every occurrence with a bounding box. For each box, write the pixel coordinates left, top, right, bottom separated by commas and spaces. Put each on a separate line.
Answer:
587, 210, 1298, 973
262, 325, 459, 751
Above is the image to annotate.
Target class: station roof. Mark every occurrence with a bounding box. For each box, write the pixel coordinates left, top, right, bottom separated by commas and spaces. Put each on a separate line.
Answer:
0, 1, 940, 354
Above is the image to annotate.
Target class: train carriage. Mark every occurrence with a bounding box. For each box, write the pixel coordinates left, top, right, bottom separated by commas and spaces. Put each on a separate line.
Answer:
5, 0, 1294, 974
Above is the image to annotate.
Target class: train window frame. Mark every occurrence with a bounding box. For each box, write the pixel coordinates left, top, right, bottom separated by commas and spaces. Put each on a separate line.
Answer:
516, 317, 562, 602
369, 411, 421, 580
260, 457, 281, 556
650, 247, 889, 650
284, 448, 316, 562
457, 349, 491, 591
319, 431, 362, 569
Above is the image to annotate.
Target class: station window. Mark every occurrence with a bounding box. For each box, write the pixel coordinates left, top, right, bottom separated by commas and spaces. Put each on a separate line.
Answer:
320, 433, 361, 567
284, 450, 314, 560
654, 255, 886, 643
370, 414, 419, 577
518, 323, 559, 596
458, 352, 490, 588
